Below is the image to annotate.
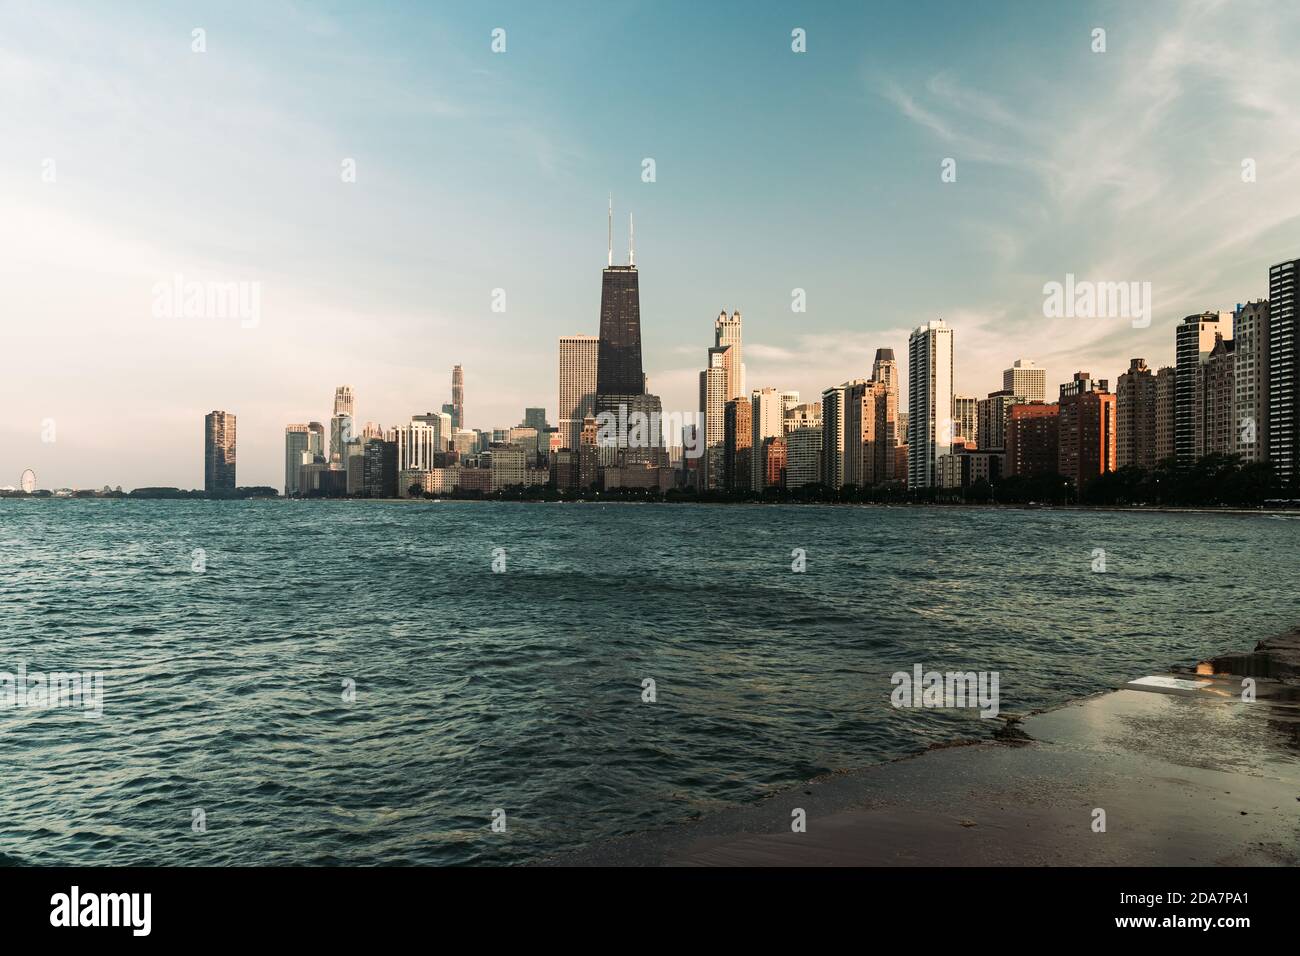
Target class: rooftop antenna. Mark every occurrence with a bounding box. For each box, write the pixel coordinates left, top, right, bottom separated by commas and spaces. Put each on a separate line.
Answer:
607, 194, 613, 267
629, 212, 635, 267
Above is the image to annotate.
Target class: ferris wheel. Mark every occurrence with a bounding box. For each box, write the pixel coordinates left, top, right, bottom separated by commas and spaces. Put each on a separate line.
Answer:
20, 469, 36, 494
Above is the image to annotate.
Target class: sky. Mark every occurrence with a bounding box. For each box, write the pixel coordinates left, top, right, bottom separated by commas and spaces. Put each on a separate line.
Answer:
5, 0, 1300, 489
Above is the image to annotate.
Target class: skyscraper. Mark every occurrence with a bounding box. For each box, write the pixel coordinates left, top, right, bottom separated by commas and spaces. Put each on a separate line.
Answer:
750, 387, 784, 489
1269, 259, 1298, 483
907, 320, 954, 489
330, 385, 355, 462
844, 379, 894, 487
596, 206, 644, 397
700, 346, 729, 489
820, 382, 850, 490
714, 310, 744, 400
593, 202, 663, 466
1234, 300, 1269, 465
1003, 359, 1046, 402
204, 410, 236, 493
284, 424, 311, 497
559, 335, 598, 451
1175, 311, 1233, 466
723, 397, 752, 492
451, 365, 464, 431
523, 408, 549, 433
872, 348, 900, 446
1116, 358, 1158, 469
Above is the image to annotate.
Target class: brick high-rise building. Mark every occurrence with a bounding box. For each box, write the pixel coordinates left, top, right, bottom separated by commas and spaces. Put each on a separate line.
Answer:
1005, 403, 1059, 477
1116, 358, 1158, 469
762, 436, 787, 488
1057, 372, 1116, 488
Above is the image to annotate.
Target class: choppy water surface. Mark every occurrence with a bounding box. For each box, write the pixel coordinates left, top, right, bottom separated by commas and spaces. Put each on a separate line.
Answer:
2, 500, 1296, 864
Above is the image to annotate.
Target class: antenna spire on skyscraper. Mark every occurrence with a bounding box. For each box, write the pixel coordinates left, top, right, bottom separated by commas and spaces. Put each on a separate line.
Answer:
629, 212, 635, 267
607, 194, 613, 267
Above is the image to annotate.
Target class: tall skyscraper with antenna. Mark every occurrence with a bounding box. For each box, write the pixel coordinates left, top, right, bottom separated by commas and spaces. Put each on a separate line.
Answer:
594, 197, 663, 467
597, 200, 644, 396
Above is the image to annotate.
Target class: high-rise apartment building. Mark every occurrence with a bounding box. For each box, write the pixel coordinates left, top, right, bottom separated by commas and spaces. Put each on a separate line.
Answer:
1176, 311, 1233, 466
1005, 403, 1059, 477
362, 438, 398, 498
844, 379, 894, 487
820, 381, 851, 490
1270, 259, 1299, 482
204, 410, 237, 493
723, 397, 752, 492
953, 394, 978, 447
559, 334, 599, 451
750, 387, 784, 489
976, 389, 1024, 452
1194, 334, 1236, 459
1154, 367, 1175, 464
1116, 358, 1158, 469
1057, 373, 1116, 487
1234, 300, 1269, 464
872, 348, 900, 447
762, 436, 787, 488
907, 320, 954, 489
784, 426, 822, 488
1003, 359, 1046, 402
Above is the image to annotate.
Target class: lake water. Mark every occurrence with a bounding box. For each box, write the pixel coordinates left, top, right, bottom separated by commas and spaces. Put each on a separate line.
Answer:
2, 500, 1296, 864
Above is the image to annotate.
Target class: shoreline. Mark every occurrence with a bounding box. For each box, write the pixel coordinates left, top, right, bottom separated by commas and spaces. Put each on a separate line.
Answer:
7, 495, 1300, 518
545, 628, 1300, 867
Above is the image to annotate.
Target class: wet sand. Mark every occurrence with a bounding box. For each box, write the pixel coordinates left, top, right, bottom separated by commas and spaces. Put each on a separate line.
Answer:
548, 666, 1300, 866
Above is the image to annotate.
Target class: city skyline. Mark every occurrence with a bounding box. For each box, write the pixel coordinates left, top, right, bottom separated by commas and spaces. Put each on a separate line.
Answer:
8, 1, 1300, 488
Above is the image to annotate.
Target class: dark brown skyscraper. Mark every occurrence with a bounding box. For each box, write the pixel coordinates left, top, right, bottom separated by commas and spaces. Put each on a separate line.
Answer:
596, 199, 644, 396
597, 264, 643, 396
204, 410, 236, 493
